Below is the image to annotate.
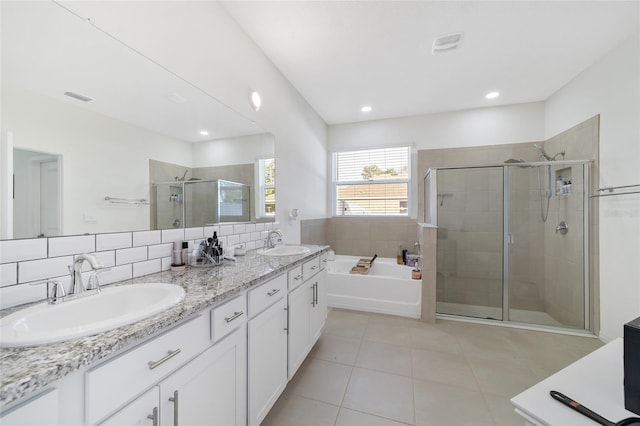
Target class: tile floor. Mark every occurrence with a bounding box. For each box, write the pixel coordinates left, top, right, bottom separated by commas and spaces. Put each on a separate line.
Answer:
262, 308, 603, 426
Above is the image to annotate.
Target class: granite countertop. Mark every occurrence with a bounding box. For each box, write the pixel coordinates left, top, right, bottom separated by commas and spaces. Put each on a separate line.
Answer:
0, 245, 329, 407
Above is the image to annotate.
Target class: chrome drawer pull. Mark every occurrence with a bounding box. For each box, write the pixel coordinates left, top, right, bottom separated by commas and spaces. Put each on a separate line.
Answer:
294, 274, 303, 281
147, 407, 159, 426
168, 390, 179, 426
147, 348, 182, 370
224, 311, 244, 323
311, 265, 318, 270
267, 288, 280, 296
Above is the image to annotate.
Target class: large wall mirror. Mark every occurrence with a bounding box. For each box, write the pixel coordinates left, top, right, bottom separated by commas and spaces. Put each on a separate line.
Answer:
1, 1, 275, 240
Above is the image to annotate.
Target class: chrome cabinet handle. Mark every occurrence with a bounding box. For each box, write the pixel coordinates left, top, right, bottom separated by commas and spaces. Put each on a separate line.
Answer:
284, 306, 289, 333
294, 273, 303, 281
168, 390, 179, 426
311, 283, 317, 307
314, 282, 318, 305
267, 288, 280, 296
311, 265, 318, 270
147, 348, 181, 370
147, 407, 159, 426
224, 311, 244, 323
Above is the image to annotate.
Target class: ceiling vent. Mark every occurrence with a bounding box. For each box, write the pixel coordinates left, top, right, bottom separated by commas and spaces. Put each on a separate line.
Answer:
432, 32, 463, 54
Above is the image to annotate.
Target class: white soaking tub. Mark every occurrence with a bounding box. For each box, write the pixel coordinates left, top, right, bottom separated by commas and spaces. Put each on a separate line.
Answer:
326, 255, 421, 318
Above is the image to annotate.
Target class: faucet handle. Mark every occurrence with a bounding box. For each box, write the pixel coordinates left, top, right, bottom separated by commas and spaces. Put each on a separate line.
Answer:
86, 267, 111, 291
47, 280, 66, 304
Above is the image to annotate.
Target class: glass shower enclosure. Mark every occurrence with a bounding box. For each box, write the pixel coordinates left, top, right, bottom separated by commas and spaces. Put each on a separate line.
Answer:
424, 161, 591, 331
153, 179, 250, 229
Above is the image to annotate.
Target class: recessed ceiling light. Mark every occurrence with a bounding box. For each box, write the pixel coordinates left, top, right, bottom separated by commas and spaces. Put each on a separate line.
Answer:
485, 91, 500, 99
199, 130, 209, 136
361, 105, 372, 112
249, 91, 261, 112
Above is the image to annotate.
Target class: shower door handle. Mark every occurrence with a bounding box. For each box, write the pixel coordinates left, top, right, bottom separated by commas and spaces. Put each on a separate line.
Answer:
555, 221, 568, 235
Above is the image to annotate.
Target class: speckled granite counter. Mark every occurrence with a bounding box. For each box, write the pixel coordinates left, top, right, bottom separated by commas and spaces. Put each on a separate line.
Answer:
0, 245, 329, 408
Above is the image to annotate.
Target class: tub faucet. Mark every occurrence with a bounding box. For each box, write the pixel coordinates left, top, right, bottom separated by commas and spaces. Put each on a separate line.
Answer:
265, 230, 284, 249
68, 253, 107, 295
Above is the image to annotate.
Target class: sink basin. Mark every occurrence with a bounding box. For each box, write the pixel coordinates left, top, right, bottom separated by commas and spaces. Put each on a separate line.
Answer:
0, 283, 185, 347
257, 245, 311, 257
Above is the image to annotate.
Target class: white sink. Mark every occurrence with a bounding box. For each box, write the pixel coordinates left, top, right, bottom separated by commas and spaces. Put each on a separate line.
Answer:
257, 245, 311, 257
0, 283, 185, 347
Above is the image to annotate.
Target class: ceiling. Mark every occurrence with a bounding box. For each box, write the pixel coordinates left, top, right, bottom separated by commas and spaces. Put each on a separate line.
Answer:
222, 1, 640, 125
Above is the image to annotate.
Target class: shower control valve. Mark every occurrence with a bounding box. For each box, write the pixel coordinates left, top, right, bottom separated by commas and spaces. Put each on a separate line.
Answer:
555, 221, 569, 235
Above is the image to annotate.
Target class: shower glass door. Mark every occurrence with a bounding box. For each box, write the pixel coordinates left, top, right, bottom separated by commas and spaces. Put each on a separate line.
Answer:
436, 167, 504, 320
506, 163, 588, 329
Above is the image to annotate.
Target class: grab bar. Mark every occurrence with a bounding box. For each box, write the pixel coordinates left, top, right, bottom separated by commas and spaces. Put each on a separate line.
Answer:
104, 196, 149, 205
590, 184, 640, 198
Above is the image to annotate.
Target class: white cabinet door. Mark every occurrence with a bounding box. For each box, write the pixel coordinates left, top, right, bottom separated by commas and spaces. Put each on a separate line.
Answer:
248, 298, 287, 425
287, 280, 312, 379
100, 387, 159, 426
0, 389, 59, 426
160, 325, 247, 426
310, 270, 327, 344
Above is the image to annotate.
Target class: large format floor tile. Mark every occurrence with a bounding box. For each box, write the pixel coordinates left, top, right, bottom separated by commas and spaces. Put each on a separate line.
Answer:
262, 308, 603, 426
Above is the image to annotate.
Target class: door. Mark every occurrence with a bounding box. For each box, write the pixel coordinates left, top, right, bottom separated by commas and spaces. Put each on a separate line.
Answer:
40, 159, 60, 237
287, 281, 311, 379
248, 298, 287, 425
435, 167, 504, 320
160, 326, 247, 426
310, 271, 327, 343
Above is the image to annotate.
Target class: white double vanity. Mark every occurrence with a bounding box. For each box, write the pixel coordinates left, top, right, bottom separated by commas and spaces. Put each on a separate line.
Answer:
0, 247, 329, 426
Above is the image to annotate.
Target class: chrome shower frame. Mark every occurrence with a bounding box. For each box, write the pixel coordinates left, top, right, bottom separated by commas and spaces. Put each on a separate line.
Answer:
424, 159, 592, 333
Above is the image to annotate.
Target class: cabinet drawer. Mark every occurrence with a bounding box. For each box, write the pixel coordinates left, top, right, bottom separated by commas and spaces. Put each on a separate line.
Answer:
86, 314, 209, 424
287, 265, 304, 290
320, 252, 328, 270
248, 274, 287, 318
211, 294, 246, 343
303, 256, 321, 279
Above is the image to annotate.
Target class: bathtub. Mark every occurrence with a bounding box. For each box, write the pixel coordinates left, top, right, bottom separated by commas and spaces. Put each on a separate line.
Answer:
326, 255, 421, 318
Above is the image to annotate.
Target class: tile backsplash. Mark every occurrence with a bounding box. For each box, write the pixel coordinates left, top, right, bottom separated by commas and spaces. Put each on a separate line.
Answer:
0, 222, 279, 309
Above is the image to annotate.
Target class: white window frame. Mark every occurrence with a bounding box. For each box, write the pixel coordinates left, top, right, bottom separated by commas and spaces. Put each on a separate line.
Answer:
331, 146, 411, 217
256, 157, 275, 218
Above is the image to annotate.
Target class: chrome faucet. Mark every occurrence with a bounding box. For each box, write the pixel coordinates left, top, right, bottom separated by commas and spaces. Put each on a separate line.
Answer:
68, 253, 107, 295
265, 229, 284, 249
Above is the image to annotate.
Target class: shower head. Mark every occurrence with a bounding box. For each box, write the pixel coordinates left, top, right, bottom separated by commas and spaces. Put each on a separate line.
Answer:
533, 144, 553, 161
504, 158, 532, 168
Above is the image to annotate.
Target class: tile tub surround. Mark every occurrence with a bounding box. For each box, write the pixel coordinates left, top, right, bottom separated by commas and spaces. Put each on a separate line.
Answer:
0, 245, 329, 407
0, 222, 280, 310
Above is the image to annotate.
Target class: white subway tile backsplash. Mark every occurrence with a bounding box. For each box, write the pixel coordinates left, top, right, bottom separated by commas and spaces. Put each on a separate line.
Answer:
184, 227, 204, 241
255, 239, 265, 248
1, 263, 17, 287
251, 232, 262, 241
19, 256, 74, 283
99, 264, 133, 285
1, 282, 45, 309
255, 223, 265, 231
219, 225, 234, 236
148, 243, 172, 260
96, 232, 132, 251
161, 229, 185, 243
161, 257, 172, 271
49, 235, 95, 257
133, 230, 161, 247
133, 259, 161, 278
245, 224, 256, 233
116, 247, 148, 265
227, 234, 240, 246
204, 226, 218, 238
233, 224, 246, 234
0, 239, 48, 264
239, 233, 251, 243
91, 251, 116, 268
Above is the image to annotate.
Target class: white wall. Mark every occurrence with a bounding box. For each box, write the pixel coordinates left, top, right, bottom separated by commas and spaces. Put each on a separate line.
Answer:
2, 86, 193, 235
63, 2, 328, 244
546, 35, 640, 341
329, 102, 545, 151
192, 133, 275, 168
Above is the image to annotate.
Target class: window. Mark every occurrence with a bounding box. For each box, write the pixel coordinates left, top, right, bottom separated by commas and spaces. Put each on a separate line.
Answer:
333, 146, 410, 216
258, 157, 276, 217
